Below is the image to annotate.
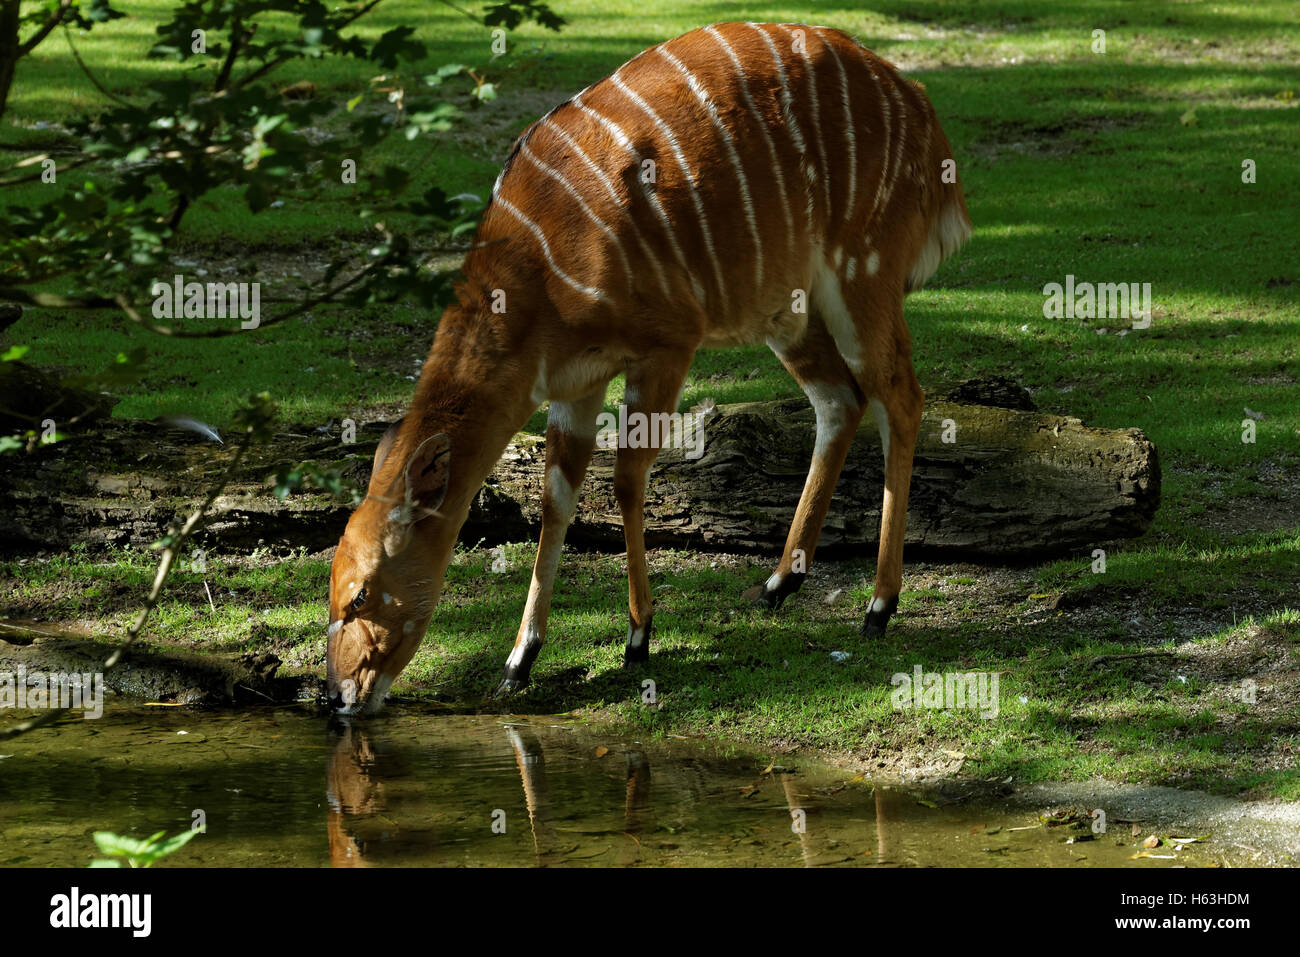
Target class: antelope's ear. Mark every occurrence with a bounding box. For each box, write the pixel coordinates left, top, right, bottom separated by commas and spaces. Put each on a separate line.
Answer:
404, 432, 451, 513
383, 433, 451, 557
372, 418, 404, 475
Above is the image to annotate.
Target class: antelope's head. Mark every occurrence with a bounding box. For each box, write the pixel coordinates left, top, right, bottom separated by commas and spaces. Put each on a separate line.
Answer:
326, 427, 452, 714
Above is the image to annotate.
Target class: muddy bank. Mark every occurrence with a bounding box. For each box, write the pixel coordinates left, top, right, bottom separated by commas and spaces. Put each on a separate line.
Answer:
0, 622, 323, 706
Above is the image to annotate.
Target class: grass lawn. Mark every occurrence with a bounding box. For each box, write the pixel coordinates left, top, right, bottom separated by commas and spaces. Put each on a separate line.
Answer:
2, 1, 1298, 796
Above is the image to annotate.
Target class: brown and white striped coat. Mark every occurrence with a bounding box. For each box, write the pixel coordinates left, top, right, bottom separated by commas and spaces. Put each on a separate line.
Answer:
325, 21, 972, 711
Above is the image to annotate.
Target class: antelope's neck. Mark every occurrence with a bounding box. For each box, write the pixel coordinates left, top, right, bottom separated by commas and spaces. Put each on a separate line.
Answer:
402, 305, 541, 522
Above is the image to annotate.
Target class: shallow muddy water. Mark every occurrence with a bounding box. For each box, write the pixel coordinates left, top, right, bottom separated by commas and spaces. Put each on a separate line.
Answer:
0, 706, 1204, 867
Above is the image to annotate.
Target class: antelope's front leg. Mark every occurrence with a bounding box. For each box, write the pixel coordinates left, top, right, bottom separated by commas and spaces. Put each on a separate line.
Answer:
495, 391, 603, 696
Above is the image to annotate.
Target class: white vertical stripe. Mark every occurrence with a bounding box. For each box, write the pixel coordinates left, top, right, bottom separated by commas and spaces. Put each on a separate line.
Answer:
863, 61, 892, 228
704, 25, 796, 262
818, 30, 857, 230
777, 23, 831, 223
881, 80, 909, 214
609, 68, 727, 304
538, 116, 674, 301
747, 23, 806, 155
656, 44, 764, 291
493, 195, 610, 303
570, 95, 701, 301
520, 141, 636, 293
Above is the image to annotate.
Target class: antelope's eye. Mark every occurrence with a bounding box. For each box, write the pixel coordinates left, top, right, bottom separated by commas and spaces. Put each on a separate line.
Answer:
350, 588, 367, 612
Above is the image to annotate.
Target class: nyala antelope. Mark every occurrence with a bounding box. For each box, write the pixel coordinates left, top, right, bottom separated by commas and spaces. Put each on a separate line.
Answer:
326, 21, 971, 713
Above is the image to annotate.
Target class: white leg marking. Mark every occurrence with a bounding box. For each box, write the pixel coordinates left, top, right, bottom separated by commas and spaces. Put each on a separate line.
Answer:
625, 622, 647, 649
866, 250, 880, 276
656, 44, 764, 290
547, 399, 597, 443
845, 256, 857, 282
493, 195, 610, 303
506, 621, 543, 670
546, 464, 578, 522
802, 381, 859, 458
869, 398, 891, 463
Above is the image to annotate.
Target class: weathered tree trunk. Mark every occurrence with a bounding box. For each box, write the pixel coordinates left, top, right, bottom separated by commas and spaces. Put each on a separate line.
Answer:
0, 382, 1159, 559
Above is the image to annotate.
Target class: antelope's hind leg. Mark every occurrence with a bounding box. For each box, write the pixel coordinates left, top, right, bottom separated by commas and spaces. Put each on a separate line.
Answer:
855, 308, 924, 640
495, 389, 605, 697
750, 315, 866, 610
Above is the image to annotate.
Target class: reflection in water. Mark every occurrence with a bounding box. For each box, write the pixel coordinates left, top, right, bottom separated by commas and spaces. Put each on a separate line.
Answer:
326, 719, 438, 866
324, 721, 924, 868
0, 707, 1198, 868
504, 725, 559, 864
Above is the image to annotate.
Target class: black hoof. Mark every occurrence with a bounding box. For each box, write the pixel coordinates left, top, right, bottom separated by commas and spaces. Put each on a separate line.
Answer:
746, 572, 806, 611
623, 618, 652, 667
861, 596, 898, 638
493, 675, 528, 698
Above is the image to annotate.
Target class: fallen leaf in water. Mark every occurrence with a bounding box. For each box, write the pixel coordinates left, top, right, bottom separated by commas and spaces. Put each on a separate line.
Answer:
1131, 851, 1176, 859
760, 760, 775, 775
1131, 823, 1142, 837
1167, 835, 1208, 845
594, 746, 608, 758
970, 824, 986, 834
1143, 835, 1161, 848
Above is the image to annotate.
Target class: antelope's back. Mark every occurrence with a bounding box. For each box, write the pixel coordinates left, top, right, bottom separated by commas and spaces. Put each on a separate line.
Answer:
469, 21, 970, 331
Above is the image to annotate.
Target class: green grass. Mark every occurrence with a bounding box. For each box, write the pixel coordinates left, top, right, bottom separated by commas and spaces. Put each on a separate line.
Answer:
4, 541, 1298, 796
2, 0, 1298, 795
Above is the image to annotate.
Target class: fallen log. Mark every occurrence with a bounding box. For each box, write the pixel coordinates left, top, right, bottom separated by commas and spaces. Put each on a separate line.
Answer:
0, 380, 1159, 559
